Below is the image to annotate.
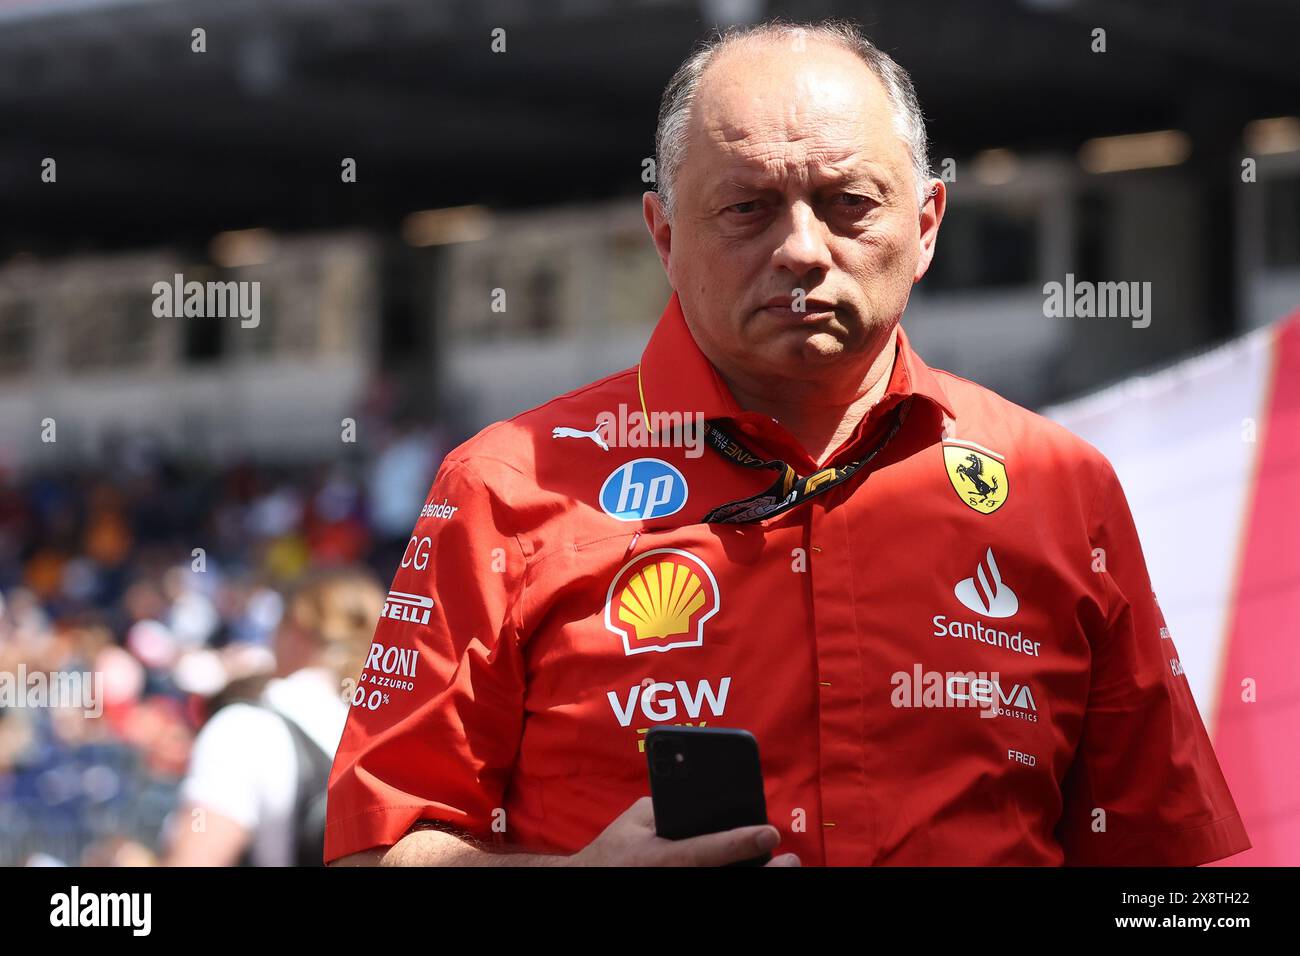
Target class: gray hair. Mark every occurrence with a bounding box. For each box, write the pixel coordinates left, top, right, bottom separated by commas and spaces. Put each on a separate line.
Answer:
653, 19, 931, 218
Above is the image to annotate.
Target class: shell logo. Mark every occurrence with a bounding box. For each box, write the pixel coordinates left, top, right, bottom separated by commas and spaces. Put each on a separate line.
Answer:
604, 548, 720, 655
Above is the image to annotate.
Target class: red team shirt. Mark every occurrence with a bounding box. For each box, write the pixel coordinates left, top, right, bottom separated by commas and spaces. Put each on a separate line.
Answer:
325, 292, 1250, 866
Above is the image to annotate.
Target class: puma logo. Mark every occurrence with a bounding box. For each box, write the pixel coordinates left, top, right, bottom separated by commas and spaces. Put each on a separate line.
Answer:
552, 420, 610, 452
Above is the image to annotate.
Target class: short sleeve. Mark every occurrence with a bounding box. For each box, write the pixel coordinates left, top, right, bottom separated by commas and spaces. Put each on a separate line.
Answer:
1056, 458, 1251, 865
324, 457, 527, 863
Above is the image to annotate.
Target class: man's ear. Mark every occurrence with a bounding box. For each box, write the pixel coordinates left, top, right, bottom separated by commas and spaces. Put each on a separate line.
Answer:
643, 190, 673, 279
913, 178, 946, 283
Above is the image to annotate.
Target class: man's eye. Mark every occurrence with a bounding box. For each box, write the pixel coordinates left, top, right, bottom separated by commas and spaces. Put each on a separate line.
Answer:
834, 193, 870, 208
726, 200, 762, 214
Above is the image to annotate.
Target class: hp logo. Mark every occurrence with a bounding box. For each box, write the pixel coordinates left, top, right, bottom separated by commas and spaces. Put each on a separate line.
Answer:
599, 459, 688, 521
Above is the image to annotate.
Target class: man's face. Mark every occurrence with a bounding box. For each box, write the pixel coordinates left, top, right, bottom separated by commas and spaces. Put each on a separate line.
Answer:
645, 39, 945, 393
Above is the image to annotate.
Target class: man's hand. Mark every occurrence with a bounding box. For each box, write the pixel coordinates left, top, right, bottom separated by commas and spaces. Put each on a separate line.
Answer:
568, 796, 800, 867
330, 797, 800, 866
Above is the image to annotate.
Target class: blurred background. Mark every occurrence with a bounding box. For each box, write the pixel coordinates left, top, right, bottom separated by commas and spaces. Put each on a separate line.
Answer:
0, 0, 1297, 866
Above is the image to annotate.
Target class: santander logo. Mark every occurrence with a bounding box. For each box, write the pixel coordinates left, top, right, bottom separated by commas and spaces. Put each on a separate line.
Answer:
954, 548, 1019, 619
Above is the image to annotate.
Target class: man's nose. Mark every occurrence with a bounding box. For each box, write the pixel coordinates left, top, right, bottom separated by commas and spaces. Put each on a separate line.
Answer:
771, 201, 833, 280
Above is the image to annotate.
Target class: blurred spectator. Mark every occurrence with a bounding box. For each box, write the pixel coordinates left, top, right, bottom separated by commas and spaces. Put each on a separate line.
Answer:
163, 567, 383, 866
0, 441, 442, 866
367, 420, 445, 575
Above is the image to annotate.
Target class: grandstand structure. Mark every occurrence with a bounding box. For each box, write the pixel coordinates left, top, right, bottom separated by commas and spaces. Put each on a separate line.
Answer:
0, 0, 1297, 465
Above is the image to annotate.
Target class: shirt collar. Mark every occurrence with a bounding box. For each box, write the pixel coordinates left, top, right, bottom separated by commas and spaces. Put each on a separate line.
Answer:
637, 290, 956, 428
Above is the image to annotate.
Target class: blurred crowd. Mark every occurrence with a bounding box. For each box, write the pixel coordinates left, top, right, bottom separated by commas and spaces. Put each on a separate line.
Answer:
0, 421, 447, 866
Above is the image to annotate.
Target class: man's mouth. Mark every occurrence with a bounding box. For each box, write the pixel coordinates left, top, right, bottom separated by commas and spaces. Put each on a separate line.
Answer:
759, 296, 839, 321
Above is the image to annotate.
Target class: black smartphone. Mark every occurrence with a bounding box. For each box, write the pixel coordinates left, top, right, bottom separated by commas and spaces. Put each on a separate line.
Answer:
645, 726, 771, 866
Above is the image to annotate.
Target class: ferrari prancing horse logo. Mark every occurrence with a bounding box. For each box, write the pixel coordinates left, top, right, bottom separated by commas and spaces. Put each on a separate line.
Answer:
944, 441, 1010, 514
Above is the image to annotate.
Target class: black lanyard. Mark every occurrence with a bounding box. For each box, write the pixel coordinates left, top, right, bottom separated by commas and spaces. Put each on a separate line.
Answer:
699, 397, 913, 523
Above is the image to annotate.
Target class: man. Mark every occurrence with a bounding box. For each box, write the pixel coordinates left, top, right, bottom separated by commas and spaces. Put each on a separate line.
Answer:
326, 20, 1249, 866
168, 568, 384, 866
